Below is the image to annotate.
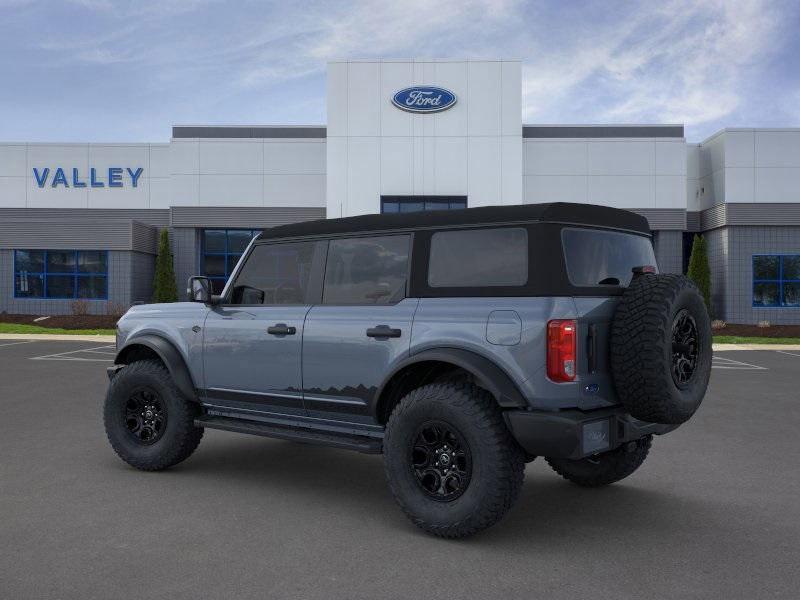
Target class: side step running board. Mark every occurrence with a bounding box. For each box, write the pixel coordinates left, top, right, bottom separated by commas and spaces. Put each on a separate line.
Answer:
195, 415, 383, 454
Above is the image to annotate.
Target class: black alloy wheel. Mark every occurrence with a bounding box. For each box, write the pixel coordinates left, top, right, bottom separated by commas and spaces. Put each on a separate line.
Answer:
671, 309, 699, 387
124, 387, 167, 445
411, 421, 472, 501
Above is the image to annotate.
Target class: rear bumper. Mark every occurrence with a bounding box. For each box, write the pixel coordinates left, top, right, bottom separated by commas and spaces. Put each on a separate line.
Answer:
504, 406, 678, 460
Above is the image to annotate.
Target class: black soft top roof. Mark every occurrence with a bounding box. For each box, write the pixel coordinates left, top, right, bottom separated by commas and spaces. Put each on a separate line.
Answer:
259, 202, 650, 241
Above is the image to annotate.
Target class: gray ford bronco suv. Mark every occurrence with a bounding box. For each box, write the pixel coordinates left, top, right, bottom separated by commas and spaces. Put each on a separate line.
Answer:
104, 202, 712, 538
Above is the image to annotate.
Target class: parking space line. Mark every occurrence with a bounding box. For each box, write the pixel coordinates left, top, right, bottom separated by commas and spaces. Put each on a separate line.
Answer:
30, 344, 116, 362
0, 340, 36, 349
776, 350, 800, 358
712, 356, 767, 370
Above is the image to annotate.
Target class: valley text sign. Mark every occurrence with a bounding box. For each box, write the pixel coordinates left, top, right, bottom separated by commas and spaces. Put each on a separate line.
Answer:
392, 86, 457, 113
32, 167, 144, 188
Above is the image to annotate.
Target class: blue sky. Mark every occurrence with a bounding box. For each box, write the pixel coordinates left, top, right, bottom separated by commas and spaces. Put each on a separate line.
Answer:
1, 0, 798, 143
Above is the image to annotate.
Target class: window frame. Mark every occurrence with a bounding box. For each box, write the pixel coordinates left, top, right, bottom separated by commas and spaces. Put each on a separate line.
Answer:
201, 229, 261, 294
219, 239, 327, 307
320, 233, 413, 306
752, 254, 800, 308
381, 196, 467, 214
13, 249, 109, 300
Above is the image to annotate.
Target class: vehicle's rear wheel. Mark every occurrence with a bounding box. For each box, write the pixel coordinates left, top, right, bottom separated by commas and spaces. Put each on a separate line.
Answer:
383, 379, 524, 538
610, 273, 712, 425
546, 435, 652, 487
104, 359, 203, 471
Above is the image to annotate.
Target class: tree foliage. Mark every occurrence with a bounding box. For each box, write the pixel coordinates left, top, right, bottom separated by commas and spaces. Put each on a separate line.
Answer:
687, 234, 711, 313
152, 229, 178, 303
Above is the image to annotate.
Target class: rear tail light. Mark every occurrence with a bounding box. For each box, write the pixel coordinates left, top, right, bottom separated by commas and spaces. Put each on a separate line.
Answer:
547, 319, 577, 382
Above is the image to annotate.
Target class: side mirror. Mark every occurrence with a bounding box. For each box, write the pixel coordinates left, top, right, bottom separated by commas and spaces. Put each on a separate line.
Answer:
187, 276, 213, 304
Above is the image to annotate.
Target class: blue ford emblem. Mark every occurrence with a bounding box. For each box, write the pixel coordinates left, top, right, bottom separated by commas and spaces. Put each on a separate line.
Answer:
392, 86, 457, 113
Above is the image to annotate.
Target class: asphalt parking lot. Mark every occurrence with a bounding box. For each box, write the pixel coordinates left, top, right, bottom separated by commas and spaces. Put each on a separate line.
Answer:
1, 340, 799, 599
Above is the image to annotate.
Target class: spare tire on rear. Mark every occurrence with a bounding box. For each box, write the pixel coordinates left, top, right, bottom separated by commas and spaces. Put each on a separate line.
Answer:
610, 273, 712, 425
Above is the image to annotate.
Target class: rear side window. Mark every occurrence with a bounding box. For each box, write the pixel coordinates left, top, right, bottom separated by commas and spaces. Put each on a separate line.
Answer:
323, 235, 410, 304
562, 228, 656, 287
230, 241, 317, 305
428, 227, 528, 287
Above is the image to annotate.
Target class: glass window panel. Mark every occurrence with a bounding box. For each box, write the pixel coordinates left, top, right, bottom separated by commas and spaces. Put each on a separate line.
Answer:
226, 254, 242, 276
228, 230, 254, 253
204, 255, 225, 277
429, 228, 528, 287
204, 230, 226, 253
382, 201, 399, 213
450, 200, 467, 210
47, 250, 76, 273
782, 256, 800, 280
231, 241, 317, 305
399, 202, 425, 213
77, 251, 107, 273
209, 278, 226, 295
46, 275, 75, 298
563, 229, 657, 287
323, 236, 409, 305
15, 250, 44, 272
424, 200, 450, 211
77, 275, 107, 299
782, 282, 800, 307
753, 256, 779, 280
753, 282, 779, 306
15, 272, 44, 297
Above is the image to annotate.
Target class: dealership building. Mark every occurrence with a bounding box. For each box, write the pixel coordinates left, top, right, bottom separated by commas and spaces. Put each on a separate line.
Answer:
1, 59, 799, 324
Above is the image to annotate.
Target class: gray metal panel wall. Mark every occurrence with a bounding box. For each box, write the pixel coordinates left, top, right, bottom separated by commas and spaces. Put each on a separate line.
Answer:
0, 208, 169, 227
170, 228, 198, 301
131, 221, 159, 254
631, 209, 687, 231
169, 206, 326, 228
653, 230, 683, 274
0, 220, 136, 250
686, 212, 701, 232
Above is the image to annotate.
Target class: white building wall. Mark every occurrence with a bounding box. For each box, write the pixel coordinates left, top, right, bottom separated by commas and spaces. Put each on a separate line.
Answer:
0, 138, 326, 210
326, 59, 522, 218
694, 128, 800, 208
523, 136, 686, 209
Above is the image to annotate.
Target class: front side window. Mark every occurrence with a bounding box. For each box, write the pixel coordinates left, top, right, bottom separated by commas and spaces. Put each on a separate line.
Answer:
753, 255, 800, 307
428, 227, 528, 288
14, 250, 108, 299
230, 242, 317, 305
562, 228, 656, 287
202, 229, 261, 294
323, 235, 410, 304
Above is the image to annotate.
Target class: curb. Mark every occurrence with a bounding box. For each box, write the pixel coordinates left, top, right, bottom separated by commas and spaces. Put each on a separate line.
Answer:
0, 333, 116, 343
713, 343, 800, 351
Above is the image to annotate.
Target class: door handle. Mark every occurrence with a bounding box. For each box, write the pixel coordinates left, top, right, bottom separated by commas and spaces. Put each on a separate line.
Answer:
267, 323, 296, 336
366, 325, 402, 339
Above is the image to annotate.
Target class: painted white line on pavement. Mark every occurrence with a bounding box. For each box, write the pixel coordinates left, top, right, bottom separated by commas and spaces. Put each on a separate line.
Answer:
30, 344, 116, 361
712, 356, 767, 370
0, 340, 36, 349
776, 350, 800, 358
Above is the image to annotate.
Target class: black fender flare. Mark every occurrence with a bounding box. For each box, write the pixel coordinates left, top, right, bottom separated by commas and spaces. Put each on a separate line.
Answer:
375, 347, 528, 409
114, 334, 198, 402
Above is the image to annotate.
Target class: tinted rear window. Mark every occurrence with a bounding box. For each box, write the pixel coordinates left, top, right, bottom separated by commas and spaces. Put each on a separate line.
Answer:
562, 228, 656, 287
428, 227, 528, 287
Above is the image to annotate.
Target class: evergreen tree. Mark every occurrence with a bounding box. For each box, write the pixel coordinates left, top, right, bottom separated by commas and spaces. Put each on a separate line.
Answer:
152, 229, 178, 303
687, 234, 711, 313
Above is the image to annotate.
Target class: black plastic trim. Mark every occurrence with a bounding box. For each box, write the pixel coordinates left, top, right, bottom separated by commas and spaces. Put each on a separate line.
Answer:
376, 347, 528, 410
114, 335, 198, 401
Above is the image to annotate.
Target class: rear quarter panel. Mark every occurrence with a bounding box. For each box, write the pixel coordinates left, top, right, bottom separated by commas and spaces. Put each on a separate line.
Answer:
411, 297, 589, 409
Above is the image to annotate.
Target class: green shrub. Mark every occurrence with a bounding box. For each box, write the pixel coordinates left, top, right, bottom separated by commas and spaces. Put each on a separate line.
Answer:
687, 234, 711, 314
152, 229, 178, 303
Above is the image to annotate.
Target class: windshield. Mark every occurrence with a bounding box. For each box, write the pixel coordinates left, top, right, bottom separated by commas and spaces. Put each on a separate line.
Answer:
562, 228, 656, 287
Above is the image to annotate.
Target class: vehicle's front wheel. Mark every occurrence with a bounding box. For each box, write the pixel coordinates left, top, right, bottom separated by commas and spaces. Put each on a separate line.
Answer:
104, 359, 203, 471
383, 379, 525, 538
545, 435, 652, 487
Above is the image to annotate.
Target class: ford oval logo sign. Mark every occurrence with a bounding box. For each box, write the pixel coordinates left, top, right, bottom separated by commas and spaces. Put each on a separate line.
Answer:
392, 86, 457, 113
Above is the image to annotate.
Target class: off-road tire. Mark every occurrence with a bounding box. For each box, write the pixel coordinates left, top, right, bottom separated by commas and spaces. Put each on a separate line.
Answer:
611, 273, 712, 425
104, 359, 203, 471
383, 379, 525, 538
546, 435, 652, 487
